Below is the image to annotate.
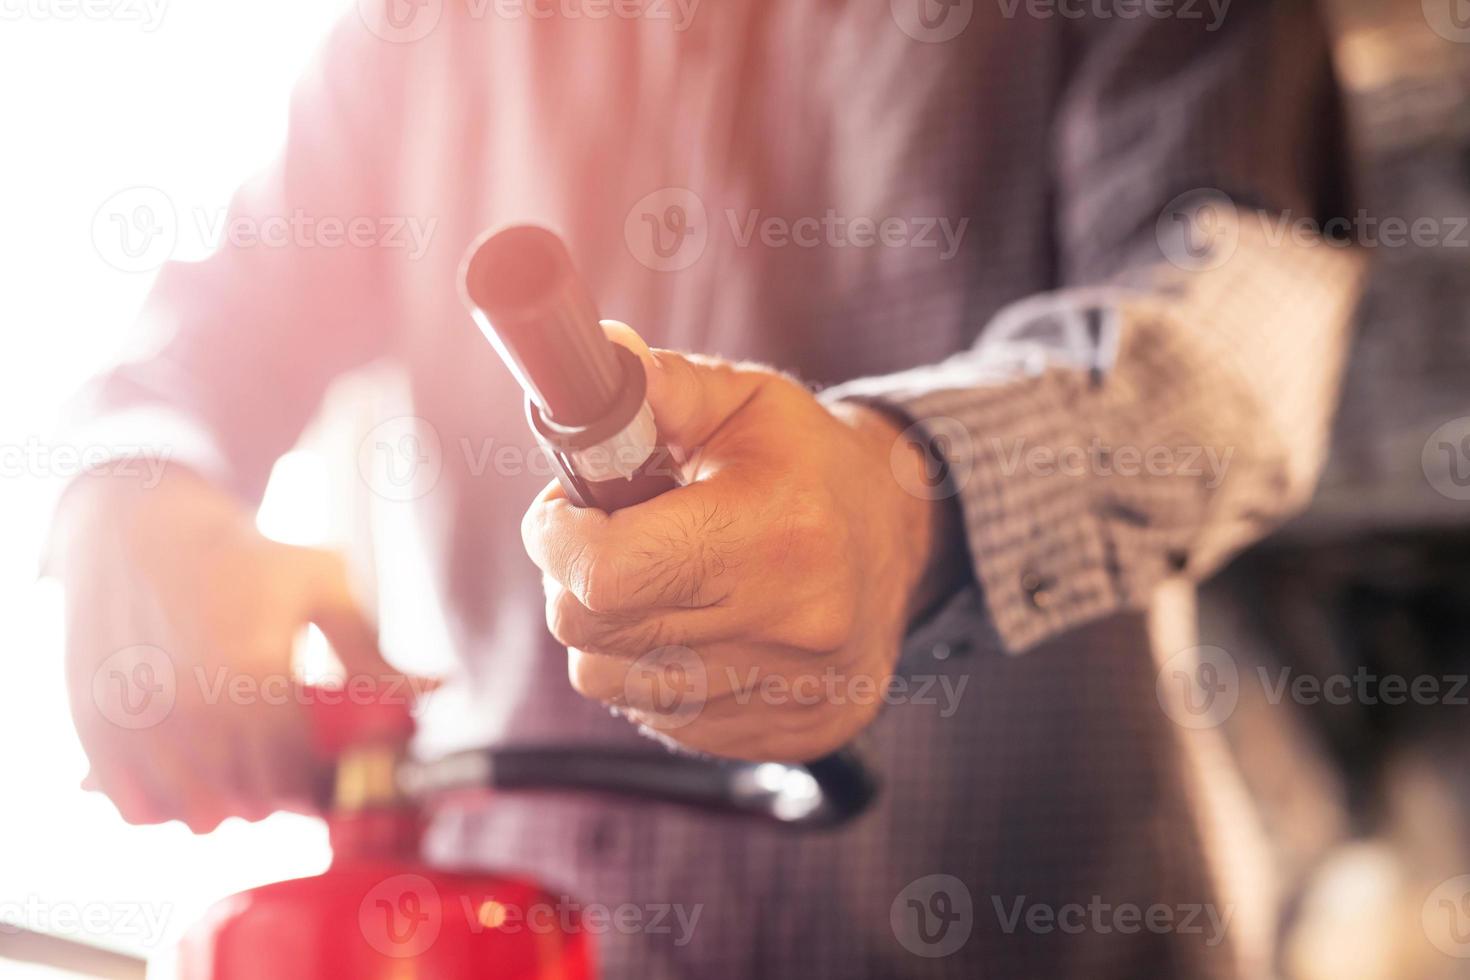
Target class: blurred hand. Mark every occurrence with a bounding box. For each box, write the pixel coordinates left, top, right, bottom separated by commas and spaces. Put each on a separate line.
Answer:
522, 323, 959, 762
51, 464, 417, 832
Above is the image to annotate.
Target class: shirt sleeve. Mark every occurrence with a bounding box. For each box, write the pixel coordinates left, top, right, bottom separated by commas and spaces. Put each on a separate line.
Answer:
61, 12, 415, 506
824, 1, 1367, 653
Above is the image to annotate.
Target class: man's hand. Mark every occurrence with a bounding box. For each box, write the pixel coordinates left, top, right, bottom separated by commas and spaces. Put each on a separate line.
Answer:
522, 323, 960, 762
51, 464, 419, 832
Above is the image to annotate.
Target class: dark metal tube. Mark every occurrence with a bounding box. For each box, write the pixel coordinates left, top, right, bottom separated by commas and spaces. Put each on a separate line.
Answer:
460, 225, 623, 427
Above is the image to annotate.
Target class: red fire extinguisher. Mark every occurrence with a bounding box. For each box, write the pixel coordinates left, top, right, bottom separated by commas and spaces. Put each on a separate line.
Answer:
175, 681, 871, 978
177, 686, 597, 979
175, 226, 876, 977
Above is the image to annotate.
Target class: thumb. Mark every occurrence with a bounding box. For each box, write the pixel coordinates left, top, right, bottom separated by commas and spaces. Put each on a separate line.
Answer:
296, 547, 438, 698
600, 320, 769, 451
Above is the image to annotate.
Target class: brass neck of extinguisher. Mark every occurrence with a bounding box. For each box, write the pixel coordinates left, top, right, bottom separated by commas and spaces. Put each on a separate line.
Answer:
334, 742, 409, 812
327, 744, 423, 863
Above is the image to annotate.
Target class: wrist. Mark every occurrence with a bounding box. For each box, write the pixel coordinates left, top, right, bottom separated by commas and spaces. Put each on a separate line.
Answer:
893, 433, 968, 625
835, 401, 968, 628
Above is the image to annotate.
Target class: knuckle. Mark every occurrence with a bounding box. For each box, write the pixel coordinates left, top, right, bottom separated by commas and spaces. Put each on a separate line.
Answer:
634, 506, 737, 608
604, 616, 668, 657
780, 593, 857, 651
118, 806, 164, 827
567, 650, 624, 703
545, 588, 590, 648
185, 811, 226, 835
99, 778, 167, 826
577, 553, 625, 614
549, 589, 668, 657
519, 501, 544, 556
772, 491, 843, 566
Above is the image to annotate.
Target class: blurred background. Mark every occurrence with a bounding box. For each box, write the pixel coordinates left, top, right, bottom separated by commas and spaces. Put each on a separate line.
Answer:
0, 0, 1467, 977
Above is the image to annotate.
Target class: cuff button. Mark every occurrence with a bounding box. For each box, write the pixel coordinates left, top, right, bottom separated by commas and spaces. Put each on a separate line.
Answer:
1021, 571, 1056, 610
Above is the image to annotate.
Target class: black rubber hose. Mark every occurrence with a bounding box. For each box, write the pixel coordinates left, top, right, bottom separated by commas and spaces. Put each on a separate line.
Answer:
406, 745, 876, 830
